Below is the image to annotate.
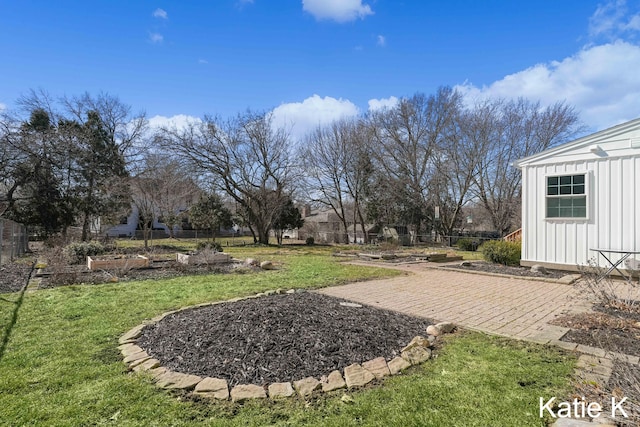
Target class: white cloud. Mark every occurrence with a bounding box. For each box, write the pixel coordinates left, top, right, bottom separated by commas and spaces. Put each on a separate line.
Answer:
302, 0, 373, 23
152, 8, 168, 19
455, 41, 640, 131
589, 0, 627, 38
0, 102, 6, 112
626, 13, 640, 31
148, 114, 202, 131
376, 35, 386, 47
588, 0, 640, 40
368, 96, 399, 112
198, 59, 208, 64
149, 32, 164, 44
272, 95, 360, 142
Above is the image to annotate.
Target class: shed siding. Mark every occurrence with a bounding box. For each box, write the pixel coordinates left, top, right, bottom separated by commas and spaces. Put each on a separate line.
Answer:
522, 154, 640, 269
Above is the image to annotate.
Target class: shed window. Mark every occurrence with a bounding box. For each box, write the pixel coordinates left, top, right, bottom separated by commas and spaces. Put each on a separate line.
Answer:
546, 174, 586, 218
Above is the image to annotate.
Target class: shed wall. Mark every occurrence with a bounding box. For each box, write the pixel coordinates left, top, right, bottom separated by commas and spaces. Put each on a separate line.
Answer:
521, 155, 640, 269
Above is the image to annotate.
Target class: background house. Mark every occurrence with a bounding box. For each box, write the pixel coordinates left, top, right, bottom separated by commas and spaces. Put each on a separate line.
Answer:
516, 118, 640, 271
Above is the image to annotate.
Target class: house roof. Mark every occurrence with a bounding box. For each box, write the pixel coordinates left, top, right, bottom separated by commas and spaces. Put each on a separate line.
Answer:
515, 117, 640, 168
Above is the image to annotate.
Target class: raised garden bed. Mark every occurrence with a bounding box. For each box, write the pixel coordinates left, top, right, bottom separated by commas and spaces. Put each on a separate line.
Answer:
87, 255, 150, 270
176, 252, 231, 265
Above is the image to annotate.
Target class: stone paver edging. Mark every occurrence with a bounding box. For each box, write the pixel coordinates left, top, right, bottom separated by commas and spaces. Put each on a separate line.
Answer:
118, 290, 457, 402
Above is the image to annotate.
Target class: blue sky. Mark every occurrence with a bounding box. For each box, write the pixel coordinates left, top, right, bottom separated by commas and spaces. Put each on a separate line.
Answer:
2, 0, 640, 140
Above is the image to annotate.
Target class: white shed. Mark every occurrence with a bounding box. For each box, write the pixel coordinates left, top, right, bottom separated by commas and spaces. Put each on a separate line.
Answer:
515, 118, 640, 272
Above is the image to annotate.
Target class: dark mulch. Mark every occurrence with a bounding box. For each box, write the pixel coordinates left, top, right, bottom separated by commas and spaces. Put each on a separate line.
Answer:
442, 261, 569, 279
0, 263, 33, 294
137, 292, 434, 387
553, 303, 640, 357
37, 260, 252, 289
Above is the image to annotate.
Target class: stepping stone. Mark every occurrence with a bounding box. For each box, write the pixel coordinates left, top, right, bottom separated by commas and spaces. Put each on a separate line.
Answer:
362, 357, 391, 379
321, 370, 346, 392
344, 364, 375, 388
268, 382, 295, 398
230, 384, 267, 402
387, 356, 411, 375
194, 377, 229, 400
294, 377, 321, 397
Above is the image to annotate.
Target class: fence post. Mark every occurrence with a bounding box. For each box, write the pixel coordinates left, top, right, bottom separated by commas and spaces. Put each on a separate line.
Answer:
0, 219, 4, 265
11, 221, 15, 261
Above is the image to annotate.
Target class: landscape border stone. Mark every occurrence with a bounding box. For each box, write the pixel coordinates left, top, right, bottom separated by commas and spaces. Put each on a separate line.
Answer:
119, 290, 457, 402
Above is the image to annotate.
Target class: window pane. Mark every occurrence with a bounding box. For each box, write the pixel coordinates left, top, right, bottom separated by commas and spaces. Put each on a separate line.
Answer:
559, 207, 573, 217
548, 176, 558, 185
574, 207, 586, 217
559, 198, 573, 208
560, 185, 572, 195
548, 187, 559, 195
560, 176, 572, 185
547, 198, 560, 208
547, 206, 560, 217
573, 175, 585, 184
573, 184, 585, 194
573, 196, 586, 207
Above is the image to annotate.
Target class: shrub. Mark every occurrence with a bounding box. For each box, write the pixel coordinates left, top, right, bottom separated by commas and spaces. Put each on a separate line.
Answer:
64, 241, 106, 264
481, 240, 521, 266
456, 238, 479, 252
305, 236, 315, 245
196, 241, 223, 252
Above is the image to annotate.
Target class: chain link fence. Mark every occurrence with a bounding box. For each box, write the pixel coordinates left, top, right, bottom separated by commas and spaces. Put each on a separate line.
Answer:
0, 219, 28, 265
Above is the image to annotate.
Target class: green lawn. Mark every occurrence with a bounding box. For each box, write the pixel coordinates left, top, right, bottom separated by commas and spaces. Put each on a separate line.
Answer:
0, 245, 574, 426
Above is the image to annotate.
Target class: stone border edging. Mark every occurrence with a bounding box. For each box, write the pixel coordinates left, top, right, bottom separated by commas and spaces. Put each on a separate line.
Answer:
425, 262, 582, 285
341, 259, 581, 285
118, 290, 457, 402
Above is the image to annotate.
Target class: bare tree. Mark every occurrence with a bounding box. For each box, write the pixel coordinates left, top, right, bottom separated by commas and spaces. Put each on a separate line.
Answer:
367, 87, 461, 241
471, 98, 582, 235
300, 118, 373, 244
301, 120, 353, 244
158, 111, 296, 244
62, 92, 148, 164
140, 153, 201, 238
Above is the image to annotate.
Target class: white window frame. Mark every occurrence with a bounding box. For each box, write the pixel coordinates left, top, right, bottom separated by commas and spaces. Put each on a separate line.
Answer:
544, 172, 589, 220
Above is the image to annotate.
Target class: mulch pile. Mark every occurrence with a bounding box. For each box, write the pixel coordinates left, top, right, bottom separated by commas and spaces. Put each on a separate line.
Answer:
37, 261, 246, 289
0, 263, 33, 293
137, 292, 433, 387
442, 261, 568, 279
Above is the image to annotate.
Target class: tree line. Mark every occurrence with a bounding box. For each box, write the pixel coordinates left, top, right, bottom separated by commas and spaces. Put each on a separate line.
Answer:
0, 87, 582, 245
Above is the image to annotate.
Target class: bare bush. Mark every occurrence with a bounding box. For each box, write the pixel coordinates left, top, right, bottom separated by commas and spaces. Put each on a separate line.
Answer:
42, 246, 79, 286
578, 258, 639, 310
608, 361, 640, 426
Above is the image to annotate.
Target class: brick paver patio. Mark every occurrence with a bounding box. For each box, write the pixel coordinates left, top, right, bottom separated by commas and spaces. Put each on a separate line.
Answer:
318, 263, 593, 343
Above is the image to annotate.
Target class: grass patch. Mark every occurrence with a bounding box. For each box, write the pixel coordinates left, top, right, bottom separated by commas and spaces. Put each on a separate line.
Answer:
0, 247, 575, 426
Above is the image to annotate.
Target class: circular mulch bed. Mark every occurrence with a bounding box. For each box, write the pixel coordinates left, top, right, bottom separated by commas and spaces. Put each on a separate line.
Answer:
137, 292, 434, 387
